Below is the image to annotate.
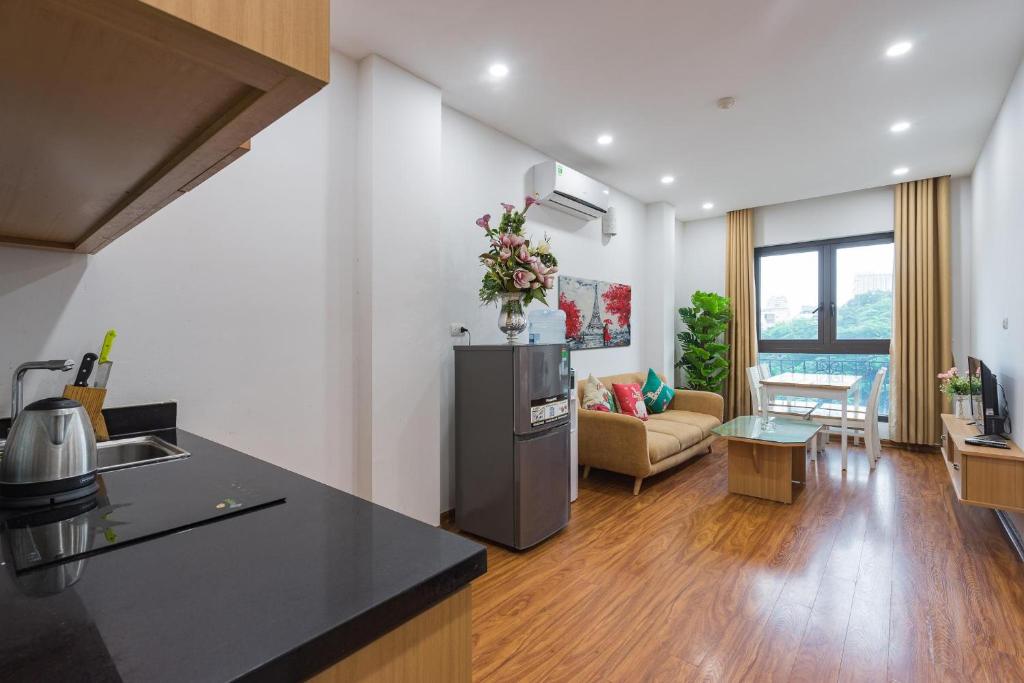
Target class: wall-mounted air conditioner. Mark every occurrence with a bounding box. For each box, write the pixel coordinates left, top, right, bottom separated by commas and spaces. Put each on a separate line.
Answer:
530, 161, 609, 220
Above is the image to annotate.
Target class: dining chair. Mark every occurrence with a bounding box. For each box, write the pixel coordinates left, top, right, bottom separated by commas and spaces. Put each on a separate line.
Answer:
746, 365, 766, 415
807, 367, 887, 468
863, 367, 887, 466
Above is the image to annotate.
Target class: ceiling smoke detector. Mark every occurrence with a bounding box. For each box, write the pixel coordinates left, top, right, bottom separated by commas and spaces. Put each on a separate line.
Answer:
716, 96, 736, 110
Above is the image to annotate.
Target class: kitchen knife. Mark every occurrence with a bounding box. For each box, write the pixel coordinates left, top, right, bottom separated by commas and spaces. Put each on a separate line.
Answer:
94, 329, 117, 388
74, 353, 99, 387
98, 329, 117, 364
94, 362, 113, 389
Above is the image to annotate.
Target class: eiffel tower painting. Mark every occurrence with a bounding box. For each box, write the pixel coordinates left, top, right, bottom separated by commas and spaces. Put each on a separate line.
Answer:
557, 276, 632, 351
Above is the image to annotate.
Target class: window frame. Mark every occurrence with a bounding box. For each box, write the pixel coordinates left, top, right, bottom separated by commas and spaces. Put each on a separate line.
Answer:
755, 231, 894, 355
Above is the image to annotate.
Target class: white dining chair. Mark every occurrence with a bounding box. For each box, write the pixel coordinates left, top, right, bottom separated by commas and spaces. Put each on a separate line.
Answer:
747, 365, 766, 415
863, 367, 887, 466
807, 368, 887, 468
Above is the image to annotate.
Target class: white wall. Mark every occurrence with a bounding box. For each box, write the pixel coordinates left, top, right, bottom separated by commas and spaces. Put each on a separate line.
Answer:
674, 215, 728, 384
439, 107, 656, 511
970, 54, 1024, 437
645, 203, 677, 380
753, 186, 892, 246
0, 52, 359, 492
949, 176, 973, 367
355, 55, 442, 523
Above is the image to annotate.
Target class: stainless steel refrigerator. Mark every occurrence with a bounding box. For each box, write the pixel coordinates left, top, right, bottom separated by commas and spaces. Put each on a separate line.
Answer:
454, 343, 570, 549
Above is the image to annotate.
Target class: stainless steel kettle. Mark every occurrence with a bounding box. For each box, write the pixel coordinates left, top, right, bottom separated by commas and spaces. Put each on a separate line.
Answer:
0, 398, 98, 506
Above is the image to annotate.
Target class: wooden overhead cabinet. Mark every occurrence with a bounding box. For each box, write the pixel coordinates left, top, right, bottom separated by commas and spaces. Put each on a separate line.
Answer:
0, 0, 329, 253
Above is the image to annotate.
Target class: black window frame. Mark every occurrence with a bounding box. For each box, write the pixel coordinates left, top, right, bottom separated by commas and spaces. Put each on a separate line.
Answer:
755, 231, 894, 354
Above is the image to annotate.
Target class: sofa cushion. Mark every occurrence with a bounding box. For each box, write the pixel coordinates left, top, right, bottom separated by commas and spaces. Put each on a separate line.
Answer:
649, 410, 721, 439
641, 368, 675, 414
646, 430, 682, 463
612, 383, 648, 421
581, 374, 615, 412
646, 418, 704, 452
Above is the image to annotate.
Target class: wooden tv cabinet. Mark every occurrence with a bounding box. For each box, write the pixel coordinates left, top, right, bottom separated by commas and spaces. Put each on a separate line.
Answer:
940, 414, 1024, 512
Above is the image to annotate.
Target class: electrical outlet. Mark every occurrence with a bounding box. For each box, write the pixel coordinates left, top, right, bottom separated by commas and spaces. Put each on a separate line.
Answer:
449, 323, 467, 337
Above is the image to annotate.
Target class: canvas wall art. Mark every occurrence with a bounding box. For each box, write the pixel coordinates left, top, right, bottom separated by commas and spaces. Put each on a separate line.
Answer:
557, 276, 632, 350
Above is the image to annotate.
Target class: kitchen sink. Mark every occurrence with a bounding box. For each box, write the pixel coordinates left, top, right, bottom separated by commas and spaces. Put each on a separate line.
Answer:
96, 435, 190, 472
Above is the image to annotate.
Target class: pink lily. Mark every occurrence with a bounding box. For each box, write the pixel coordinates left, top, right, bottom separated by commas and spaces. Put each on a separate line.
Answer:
501, 202, 515, 213
524, 195, 539, 209
508, 234, 526, 248
499, 247, 512, 261
517, 245, 531, 262
476, 214, 491, 229
513, 268, 536, 289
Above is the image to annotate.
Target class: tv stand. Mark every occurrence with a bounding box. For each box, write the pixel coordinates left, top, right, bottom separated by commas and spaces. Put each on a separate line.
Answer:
941, 414, 1024, 561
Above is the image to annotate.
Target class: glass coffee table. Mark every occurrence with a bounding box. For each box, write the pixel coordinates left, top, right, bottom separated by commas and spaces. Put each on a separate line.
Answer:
712, 416, 822, 504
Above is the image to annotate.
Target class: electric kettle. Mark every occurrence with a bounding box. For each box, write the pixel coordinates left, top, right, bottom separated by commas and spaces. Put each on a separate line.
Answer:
0, 398, 98, 507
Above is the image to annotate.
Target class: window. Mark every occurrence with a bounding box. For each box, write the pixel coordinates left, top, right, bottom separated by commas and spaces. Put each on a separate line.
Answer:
755, 233, 894, 415
756, 233, 893, 354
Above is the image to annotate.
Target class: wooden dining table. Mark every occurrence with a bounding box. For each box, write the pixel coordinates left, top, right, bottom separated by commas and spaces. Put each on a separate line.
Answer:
759, 372, 862, 471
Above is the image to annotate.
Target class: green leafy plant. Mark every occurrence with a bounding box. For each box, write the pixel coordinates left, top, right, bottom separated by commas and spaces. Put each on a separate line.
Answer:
675, 291, 733, 393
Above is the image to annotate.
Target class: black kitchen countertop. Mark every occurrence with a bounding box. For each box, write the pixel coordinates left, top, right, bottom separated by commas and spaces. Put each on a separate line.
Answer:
0, 416, 486, 682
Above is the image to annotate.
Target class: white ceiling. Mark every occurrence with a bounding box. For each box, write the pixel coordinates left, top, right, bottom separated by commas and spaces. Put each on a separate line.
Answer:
332, 0, 1024, 220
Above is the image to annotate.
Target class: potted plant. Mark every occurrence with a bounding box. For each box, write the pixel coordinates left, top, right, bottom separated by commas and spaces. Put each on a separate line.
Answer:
476, 197, 559, 342
676, 291, 732, 393
937, 367, 981, 417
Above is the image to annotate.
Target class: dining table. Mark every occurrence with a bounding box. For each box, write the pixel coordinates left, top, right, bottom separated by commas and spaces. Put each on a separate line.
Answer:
759, 372, 862, 470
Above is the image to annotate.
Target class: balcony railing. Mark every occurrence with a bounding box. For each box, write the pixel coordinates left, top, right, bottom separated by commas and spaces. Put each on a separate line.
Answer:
758, 352, 891, 417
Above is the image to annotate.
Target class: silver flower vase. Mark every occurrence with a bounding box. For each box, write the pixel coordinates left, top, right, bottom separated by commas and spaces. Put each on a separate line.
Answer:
497, 292, 527, 343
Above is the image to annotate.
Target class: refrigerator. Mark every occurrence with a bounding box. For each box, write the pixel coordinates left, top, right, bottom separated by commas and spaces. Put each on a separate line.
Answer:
454, 343, 570, 550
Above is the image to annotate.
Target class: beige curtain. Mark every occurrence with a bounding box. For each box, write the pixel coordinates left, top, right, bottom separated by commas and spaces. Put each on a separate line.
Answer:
725, 208, 758, 420
891, 176, 952, 446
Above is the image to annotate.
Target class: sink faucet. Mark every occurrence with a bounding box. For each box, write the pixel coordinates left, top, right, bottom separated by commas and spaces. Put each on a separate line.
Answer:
10, 359, 76, 425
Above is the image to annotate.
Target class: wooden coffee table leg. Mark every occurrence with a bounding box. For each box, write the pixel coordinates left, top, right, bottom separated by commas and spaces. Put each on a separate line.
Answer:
792, 444, 806, 484
727, 440, 794, 503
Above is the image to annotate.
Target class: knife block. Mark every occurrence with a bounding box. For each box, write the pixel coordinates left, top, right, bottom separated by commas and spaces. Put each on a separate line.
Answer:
63, 385, 109, 442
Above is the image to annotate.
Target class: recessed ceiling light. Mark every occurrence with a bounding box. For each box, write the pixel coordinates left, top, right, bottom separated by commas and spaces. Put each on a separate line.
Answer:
602, 189, 610, 195
890, 121, 911, 133
702, 202, 714, 210
660, 175, 675, 185
597, 133, 613, 145
892, 166, 909, 176
488, 63, 509, 78
886, 41, 913, 58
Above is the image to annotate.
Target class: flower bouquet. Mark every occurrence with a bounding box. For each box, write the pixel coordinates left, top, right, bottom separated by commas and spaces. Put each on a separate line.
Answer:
477, 196, 558, 306
936, 367, 980, 397
937, 366, 982, 417
476, 197, 559, 341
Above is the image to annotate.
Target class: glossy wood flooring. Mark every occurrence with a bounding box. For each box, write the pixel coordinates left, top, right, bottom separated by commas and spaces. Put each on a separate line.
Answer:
463, 440, 1024, 682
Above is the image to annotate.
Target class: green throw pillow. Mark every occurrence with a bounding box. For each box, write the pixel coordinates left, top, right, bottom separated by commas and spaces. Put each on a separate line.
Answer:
641, 368, 675, 414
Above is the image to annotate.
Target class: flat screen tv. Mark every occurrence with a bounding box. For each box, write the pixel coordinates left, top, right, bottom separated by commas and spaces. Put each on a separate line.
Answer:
968, 356, 1004, 436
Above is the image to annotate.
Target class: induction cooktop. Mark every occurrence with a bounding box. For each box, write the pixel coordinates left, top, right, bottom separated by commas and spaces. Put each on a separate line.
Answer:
2, 459, 285, 575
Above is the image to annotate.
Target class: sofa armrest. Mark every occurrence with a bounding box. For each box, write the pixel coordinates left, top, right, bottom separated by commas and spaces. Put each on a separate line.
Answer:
671, 390, 724, 422
577, 409, 652, 477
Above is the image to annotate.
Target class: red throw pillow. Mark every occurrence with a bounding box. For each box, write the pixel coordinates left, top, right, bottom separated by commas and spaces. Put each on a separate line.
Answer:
612, 383, 648, 421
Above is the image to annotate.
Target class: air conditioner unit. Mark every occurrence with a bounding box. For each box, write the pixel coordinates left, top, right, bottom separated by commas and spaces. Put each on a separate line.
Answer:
530, 161, 609, 220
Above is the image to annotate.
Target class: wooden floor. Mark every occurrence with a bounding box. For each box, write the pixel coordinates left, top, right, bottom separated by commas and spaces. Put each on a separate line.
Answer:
463, 440, 1024, 682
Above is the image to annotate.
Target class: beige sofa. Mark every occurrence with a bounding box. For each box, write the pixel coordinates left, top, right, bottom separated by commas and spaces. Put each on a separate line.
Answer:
577, 372, 724, 494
